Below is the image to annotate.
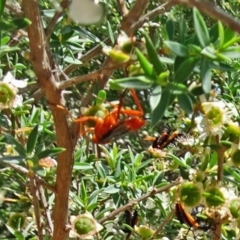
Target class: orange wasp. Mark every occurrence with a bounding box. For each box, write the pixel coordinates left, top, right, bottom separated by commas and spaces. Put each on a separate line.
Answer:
75, 89, 145, 144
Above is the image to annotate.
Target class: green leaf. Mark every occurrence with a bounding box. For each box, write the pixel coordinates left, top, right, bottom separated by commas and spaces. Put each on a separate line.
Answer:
135, 48, 155, 78
104, 184, 120, 194
73, 162, 94, 170
166, 19, 175, 40
3, 133, 26, 156
0, 112, 10, 128
27, 125, 39, 154
175, 57, 199, 83
179, 16, 187, 43
107, 20, 115, 44
110, 76, 153, 89
168, 83, 188, 95
64, 56, 82, 64
201, 46, 217, 59
14, 231, 25, 240
11, 18, 31, 30
200, 58, 211, 94
222, 36, 240, 49
193, 8, 210, 47
0, 0, 6, 17
149, 86, 162, 110
0, 156, 25, 164
164, 41, 189, 57
36, 148, 66, 159
218, 21, 224, 49
144, 33, 164, 74
80, 180, 88, 205
151, 89, 171, 126
167, 153, 189, 168
177, 93, 193, 114
221, 46, 240, 59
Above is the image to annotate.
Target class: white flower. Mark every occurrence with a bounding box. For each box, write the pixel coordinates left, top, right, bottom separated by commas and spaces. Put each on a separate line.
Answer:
70, 212, 103, 239
0, 72, 27, 109
200, 101, 231, 137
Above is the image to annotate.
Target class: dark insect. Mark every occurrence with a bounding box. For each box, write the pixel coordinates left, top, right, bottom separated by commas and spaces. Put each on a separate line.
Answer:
123, 209, 139, 240
175, 201, 214, 238
145, 127, 183, 150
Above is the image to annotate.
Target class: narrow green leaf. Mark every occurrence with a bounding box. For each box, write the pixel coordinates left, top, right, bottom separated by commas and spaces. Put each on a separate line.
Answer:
167, 153, 189, 168
215, 52, 232, 62
11, 18, 31, 29
144, 33, 164, 74
135, 48, 155, 77
179, 16, 187, 43
201, 46, 217, 59
164, 41, 189, 57
151, 89, 170, 126
221, 46, 240, 59
193, 8, 210, 47
166, 19, 175, 40
218, 21, 224, 49
168, 83, 188, 95
73, 162, 94, 170
175, 57, 199, 83
80, 180, 87, 204
3, 133, 26, 156
0, 0, 6, 17
149, 86, 162, 110
209, 22, 219, 43
27, 125, 39, 154
200, 58, 211, 94
177, 93, 193, 114
104, 184, 120, 194
14, 231, 25, 240
107, 20, 115, 44
222, 36, 240, 49
97, 163, 106, 179
36, 148, 66, 159
110, 76, 153, 89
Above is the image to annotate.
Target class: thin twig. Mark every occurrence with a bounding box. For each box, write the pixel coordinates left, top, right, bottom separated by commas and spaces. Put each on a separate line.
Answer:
149, 208, 175, 239
29, 176, 43, 240
45, 0, 71, 40
99, 179, 181, 224
6, 163, 56, 192
37, 180, 54, 235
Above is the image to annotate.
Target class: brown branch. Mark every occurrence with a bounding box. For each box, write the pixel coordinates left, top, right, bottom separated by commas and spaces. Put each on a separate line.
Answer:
22, 1, 74, 240
99, 179, 181, 224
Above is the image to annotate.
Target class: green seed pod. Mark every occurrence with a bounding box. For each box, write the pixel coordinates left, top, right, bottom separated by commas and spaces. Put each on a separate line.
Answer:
135, 225, 154, 239
229, 199, 240, 218
231, 148, 240, 167
179, 182, 202, 207
7, 213, 25, 230
203, 187, 225, 207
